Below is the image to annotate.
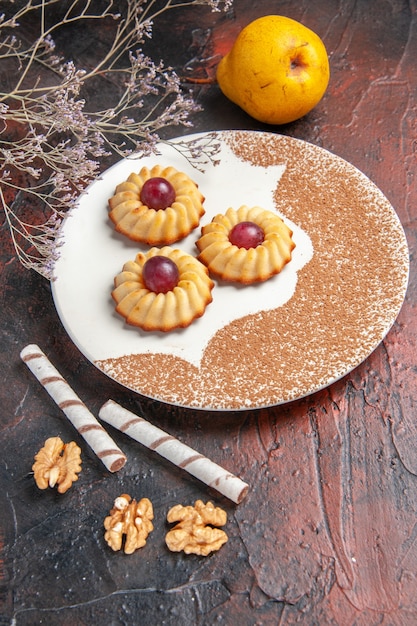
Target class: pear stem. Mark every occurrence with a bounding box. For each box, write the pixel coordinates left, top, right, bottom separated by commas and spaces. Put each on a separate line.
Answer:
180, 76, 218, 84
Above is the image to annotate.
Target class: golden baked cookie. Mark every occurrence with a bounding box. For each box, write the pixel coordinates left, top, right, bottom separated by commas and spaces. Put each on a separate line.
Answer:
108, 165, 205, 245
196, 205, 295, 284
112, 246, 214, 332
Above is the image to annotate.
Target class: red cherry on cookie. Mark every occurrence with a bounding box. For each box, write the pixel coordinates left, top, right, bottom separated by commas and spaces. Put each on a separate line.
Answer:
142, 256, 180, 293
229, 221, 264, 249
140, 177, 176, 210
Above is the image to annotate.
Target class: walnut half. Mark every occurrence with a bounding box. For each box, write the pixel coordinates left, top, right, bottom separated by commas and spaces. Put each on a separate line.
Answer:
104, 494, 154, 554
32, 436, 82, 494
165, 500, 228, 556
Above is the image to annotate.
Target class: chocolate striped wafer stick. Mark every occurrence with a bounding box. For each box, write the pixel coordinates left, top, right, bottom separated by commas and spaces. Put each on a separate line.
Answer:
20, 345, 126, 472
99, 400, 249, 504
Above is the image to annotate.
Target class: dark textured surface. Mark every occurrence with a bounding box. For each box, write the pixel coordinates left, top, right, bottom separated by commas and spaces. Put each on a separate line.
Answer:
1, 1, 417, 624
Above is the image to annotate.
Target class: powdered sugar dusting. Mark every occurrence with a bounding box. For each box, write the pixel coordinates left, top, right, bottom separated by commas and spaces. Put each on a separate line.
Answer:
95, 131, 409, 410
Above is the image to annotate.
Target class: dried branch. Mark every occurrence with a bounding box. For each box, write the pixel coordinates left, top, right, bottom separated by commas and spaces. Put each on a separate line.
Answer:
0, 0, 231, 279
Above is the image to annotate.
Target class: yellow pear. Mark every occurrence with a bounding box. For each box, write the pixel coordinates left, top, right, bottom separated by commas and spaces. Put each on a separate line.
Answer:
216, 15, 330, 125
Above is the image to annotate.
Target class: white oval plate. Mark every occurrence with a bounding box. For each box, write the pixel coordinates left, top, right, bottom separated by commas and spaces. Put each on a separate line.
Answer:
52, 131, 409, 410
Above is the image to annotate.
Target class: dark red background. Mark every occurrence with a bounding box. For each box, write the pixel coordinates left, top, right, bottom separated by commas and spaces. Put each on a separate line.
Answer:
1, 1, 417, 624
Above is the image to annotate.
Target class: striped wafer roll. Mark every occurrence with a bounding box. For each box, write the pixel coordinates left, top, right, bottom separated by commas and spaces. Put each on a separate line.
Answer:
99, 400, 249, 504
20, 344, 126, 472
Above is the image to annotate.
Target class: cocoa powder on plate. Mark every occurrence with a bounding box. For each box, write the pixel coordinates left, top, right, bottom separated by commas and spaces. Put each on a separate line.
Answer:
96, 132, 408, 410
